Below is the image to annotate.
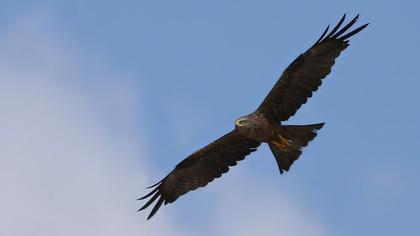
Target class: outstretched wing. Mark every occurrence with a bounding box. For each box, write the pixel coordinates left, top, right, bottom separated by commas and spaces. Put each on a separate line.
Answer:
257, 14, 368, 122
138, 130, 260, 219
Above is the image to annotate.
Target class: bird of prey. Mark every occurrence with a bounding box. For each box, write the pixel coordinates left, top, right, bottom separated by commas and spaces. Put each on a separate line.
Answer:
139, 14, 368, 219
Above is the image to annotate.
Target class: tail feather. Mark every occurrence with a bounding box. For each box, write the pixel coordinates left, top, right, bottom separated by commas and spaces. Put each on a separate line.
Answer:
269, 123, 324, 174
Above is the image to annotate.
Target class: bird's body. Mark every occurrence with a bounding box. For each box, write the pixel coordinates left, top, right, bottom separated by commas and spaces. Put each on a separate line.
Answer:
235, 112, 278, 142
139, 14, 368, 219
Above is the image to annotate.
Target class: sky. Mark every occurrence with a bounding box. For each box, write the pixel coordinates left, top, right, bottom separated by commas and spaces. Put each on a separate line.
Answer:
1, 1, 419, 236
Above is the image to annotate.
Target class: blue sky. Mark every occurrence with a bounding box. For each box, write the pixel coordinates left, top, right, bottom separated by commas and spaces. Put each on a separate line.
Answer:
1, 1, 419, 236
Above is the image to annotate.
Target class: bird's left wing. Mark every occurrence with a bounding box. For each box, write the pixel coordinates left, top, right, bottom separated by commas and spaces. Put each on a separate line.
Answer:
257, 14, 368, 122
138, 130, 260, 219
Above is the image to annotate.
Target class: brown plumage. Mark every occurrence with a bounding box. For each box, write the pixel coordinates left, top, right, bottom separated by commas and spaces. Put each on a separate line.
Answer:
139, 14, 368, 219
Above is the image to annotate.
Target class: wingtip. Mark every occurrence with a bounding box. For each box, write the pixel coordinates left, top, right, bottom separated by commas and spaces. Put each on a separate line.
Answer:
146, 179, 163, 189
137, 195, 151, 201
358, 23, 369, 32
351, 14, 360, 24
325, 14, 347, 39
146, 197, 164, 220
137, 194, 150, 201
315, 25, 330, 44
331, 14, 366, 39
362, 22, 370, 28
337, 21, 369, 41
137, 185, 160, 200
137, 205, 147, 212
326, 24, 330, 31
138, 190, 161, 213
147, 212, 155, 220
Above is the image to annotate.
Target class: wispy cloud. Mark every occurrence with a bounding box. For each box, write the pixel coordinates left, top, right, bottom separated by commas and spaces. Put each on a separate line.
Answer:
209, 172, 329, 236
0, 9, 185, 236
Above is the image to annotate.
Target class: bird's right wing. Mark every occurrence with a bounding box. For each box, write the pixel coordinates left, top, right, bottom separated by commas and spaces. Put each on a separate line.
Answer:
257, 14, 368, 122
138, 130, 260, 219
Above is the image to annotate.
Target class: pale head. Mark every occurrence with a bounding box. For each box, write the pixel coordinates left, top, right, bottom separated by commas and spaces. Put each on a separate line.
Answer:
235, 116, 251, 127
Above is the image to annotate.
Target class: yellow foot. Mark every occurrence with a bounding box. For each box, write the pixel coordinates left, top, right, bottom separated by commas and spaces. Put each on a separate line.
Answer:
273, 135, 290, 149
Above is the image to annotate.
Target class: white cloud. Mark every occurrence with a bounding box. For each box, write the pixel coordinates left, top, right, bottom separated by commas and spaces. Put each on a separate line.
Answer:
0, 9, 330, 236
0, 9, 184, 236
208, 172, 329, 236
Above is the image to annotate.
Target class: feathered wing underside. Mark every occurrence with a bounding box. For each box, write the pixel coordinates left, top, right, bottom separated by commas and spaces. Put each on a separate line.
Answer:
257, 14, 368, 122
138, 130, 260, 219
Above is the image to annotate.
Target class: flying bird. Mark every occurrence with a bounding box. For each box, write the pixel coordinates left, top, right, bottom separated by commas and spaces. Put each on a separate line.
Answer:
139, 14, 368, 219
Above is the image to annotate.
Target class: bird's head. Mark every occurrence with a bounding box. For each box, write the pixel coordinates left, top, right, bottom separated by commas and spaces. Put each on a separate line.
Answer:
235, 116, 251, 127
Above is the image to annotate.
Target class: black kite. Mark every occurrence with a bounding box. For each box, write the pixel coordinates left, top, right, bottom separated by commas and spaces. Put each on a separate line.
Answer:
139, 14, 368, 219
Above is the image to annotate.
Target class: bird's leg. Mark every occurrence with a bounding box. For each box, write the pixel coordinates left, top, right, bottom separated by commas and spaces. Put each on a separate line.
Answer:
272, 135, 290, 149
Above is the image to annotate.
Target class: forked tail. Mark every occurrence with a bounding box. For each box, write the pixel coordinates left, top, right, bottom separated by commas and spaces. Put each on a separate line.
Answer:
268, 123, 324, 174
